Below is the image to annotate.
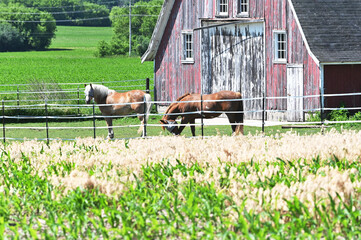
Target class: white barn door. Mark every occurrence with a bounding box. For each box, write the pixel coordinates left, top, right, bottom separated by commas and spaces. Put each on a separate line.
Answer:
287, 65, 304, 121
201, 22, 264, 120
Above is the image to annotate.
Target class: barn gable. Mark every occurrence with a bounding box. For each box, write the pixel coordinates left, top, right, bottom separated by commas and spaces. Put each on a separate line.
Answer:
141, 0, 175, 63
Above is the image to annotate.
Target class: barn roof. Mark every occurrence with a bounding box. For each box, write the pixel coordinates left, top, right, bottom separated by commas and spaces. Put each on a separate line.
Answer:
291, 0, 361, 63
141, 0, 175, 63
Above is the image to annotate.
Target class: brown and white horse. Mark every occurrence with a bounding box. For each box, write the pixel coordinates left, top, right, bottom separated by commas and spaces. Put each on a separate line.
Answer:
160, 91, 244, 136
84, 84, 152, 139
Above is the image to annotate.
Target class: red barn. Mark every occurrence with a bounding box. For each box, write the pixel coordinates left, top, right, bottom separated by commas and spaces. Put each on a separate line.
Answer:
142, 0, 361, 121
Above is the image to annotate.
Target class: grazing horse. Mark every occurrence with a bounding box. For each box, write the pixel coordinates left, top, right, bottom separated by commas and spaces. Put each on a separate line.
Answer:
160, 91, 244, 136
84, 84, 152, 139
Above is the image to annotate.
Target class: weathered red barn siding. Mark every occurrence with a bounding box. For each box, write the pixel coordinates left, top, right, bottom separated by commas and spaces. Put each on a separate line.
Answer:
324, 64, 361, 110
265, 0, 320, 118
265, 0, 287, 112
303, 51, 320, 112
154, 0, 202, 103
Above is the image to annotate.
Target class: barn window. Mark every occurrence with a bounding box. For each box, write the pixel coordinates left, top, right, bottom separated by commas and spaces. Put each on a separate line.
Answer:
274, 31, 287, 63
217, 0, 228, 16
238, 0, 249, 17
182, 31, 194, 64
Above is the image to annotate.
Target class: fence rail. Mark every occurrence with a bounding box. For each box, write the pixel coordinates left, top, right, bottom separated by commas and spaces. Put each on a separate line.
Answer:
0, 78, 154, 106
1, 89, 361, 142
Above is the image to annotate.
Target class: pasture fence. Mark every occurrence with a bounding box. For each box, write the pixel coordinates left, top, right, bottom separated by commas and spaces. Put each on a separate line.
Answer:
0, 78, 153, 113
1, 89, 361, 142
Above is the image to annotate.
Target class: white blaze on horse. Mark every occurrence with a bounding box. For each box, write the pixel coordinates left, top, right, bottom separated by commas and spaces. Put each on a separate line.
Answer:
84, 84, 152, 139
160, 91, 244, 136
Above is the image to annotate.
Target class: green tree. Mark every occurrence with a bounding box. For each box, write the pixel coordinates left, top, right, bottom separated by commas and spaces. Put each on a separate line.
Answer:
5, 0, 110, 26
0, 3, 56, 50
95, 0, 162, 57
0, 23, 25, 52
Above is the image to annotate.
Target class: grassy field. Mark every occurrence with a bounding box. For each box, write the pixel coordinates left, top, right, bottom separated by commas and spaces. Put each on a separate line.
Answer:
2, 131, 361, 238
0, 26, 153, 89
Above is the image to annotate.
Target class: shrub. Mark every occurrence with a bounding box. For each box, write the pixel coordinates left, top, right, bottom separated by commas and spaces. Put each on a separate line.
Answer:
110, 38, 128, 55
94, 40, 111, 57
350, 111, 361, 121
0, 23, 25, 52
306, 111, 321, 122
0, 4, 56, 50
136, 35, 150, 56
328, 105, 349, 122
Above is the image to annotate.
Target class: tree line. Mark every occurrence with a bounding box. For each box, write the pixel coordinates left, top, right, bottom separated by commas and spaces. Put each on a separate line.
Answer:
96, 0, 162, 57
0, 0, 162, 54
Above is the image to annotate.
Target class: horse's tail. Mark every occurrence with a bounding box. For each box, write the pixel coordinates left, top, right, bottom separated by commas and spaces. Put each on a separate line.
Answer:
144, 93, 152, 123
236, 92, 243, 110
138, 93, 152, 136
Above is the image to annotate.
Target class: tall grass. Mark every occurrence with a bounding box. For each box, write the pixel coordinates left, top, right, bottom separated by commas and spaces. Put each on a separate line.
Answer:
1, 131, 361, 238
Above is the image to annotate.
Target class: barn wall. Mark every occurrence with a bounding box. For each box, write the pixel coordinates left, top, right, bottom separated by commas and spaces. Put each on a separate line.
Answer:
154, 0, 202, 103
200, 0, 264, 19
303, 49, 320, 112
265, 0, 320, 120
324, 64, 361, 110
265, 0, 288, 113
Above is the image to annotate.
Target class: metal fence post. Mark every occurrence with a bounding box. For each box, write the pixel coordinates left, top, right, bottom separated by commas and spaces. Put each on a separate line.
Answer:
143, 96, 147, 138
2, 100, 5, 143
45, 99, 49, 145
320, 87, 324, 134
146, 78, 150, 94
77, 86, 80, 116
262, 93, 266, 133
93, 102, 96, 139
201, 94, 204, 138
17, 86, 20, 115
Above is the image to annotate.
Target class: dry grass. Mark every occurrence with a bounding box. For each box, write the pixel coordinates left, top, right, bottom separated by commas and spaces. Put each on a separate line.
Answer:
2, 129, 361, 216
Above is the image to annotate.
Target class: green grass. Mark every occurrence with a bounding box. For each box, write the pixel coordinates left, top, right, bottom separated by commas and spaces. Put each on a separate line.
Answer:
1, 146, 361, 238
51, 26, 113, 48
0, 26, 153, 90
0, 114, 357, 140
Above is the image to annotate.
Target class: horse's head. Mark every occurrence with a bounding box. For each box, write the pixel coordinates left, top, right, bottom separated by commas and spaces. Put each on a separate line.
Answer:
160, 119, 179, 135
84, 84, 94, 104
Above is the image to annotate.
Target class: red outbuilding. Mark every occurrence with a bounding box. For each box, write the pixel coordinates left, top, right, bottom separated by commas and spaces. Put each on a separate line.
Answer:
142, 0, 361, 121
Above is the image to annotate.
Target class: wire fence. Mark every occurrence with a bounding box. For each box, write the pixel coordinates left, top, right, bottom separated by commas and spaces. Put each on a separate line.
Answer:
1, 88, 361, 142
0, 78, 153, 109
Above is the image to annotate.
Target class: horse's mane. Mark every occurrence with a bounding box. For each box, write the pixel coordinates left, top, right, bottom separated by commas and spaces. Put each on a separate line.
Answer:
91, 84, 114, 98
164, 93, 191, 114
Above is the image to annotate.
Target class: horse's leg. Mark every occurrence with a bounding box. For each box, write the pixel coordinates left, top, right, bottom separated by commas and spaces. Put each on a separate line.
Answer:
137, 115, 145, 137
226, 113, 244, 135
176, 117, 191, 136
190, 118, 196, 136
133, 101, 148, 137
235, 115, 244, 135
105, 117, 114, 139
